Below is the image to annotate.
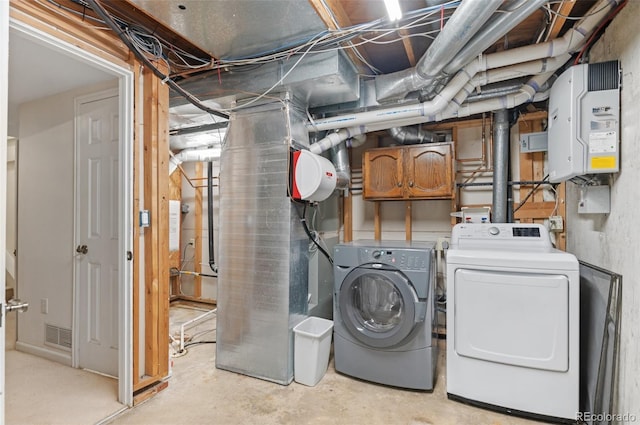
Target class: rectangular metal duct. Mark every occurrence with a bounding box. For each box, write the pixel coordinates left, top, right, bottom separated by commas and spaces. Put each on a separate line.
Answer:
174, 50, 359, 110
216, 94, 309, 384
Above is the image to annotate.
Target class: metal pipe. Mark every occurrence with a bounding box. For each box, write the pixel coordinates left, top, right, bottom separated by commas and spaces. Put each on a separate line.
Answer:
311, 0, 619, 134
388, 126, 438, 145
492, 109, 510, 223
207, 162, 217, 273
330, 142, 351, 190
375, 0, 502, 101
443, 0, 548, 77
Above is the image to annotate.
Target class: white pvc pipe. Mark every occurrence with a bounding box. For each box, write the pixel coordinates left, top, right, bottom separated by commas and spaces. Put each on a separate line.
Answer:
309, 0, 619, 135
169, 147, 221, 174
309, 126, 367, 154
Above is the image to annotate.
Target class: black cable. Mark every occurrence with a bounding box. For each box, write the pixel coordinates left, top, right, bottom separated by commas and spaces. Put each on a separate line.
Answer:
183, 340, 216, 348
85, 0, 229, 120
294, 202, 334, 266
514, 174, 551, 213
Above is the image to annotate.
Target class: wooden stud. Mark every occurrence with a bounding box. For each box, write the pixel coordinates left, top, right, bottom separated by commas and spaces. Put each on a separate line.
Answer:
343, 193, 353, 243
156, 62, 171, 381
405, 201, 412, 241
374, 202, 381, 241
142, 66, 160, 378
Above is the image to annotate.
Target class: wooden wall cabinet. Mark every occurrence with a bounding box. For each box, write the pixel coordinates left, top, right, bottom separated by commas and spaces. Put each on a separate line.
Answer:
363, 142, 455, 200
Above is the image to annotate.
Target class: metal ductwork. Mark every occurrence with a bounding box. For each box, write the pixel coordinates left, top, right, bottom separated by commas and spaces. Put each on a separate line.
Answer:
423, 0, 549, 97
388, 126, 438, 145
330, 143, 351, 189
492, 109, 510, 223
309, 0, 621, 138
375, 0, 503, 102
216, 94, 308, 385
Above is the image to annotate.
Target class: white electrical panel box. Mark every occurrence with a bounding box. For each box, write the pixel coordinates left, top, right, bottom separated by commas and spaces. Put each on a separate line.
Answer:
547, 61, 621, 183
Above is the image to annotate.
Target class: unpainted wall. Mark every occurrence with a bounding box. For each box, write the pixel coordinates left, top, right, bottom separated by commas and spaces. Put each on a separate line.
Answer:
565, 0, 640, 417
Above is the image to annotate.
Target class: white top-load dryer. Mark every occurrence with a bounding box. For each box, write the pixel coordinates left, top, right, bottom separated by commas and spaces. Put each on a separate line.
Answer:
446, 223, 579, 423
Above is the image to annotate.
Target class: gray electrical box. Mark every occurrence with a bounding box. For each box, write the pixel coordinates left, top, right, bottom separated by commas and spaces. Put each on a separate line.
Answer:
520, 131, 548, 152
547, 61, 621, 183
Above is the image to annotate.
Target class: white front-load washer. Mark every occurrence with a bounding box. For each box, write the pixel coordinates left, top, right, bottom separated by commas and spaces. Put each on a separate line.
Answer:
446, 223, 579, 423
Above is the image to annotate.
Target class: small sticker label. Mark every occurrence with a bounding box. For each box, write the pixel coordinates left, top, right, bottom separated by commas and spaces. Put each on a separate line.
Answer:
591, 156, 616, 169
589, 131, 617, 153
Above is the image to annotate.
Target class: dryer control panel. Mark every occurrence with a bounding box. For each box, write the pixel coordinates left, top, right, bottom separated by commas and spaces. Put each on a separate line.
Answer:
451, 223, 552, 250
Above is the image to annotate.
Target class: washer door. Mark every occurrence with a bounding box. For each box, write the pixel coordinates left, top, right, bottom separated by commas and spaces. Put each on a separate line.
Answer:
339, 264, 424, 349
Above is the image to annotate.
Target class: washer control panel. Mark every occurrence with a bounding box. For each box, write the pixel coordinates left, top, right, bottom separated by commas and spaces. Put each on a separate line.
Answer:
360, 248, 428, 270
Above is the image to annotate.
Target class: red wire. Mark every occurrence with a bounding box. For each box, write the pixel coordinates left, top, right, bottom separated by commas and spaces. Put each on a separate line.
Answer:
440, 5, 444, 31
574, 0, 628, 65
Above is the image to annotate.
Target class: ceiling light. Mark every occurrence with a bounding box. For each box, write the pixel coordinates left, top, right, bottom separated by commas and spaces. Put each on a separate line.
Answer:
384, 0, 403, 22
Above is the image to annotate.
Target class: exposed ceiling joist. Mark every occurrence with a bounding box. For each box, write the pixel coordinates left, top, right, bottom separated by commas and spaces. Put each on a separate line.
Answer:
545, 0, 578, 41
307, 0, 374, 73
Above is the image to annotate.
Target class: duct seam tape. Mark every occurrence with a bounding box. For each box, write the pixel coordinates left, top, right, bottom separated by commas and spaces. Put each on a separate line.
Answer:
294, 150, 337, 202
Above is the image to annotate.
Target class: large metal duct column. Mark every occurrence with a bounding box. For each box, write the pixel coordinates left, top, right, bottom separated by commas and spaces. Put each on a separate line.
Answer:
216, 94, 309, 384
492, 109, 510, 223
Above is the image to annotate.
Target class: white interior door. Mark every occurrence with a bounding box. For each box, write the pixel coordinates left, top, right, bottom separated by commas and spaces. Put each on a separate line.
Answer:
1, 1, 10, 422
75, 90, 119, 377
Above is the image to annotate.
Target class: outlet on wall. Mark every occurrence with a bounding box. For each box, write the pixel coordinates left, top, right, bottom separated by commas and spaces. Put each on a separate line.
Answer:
549, 216, 564, 232
41, 298, 49, 314
188, 238, 195, 246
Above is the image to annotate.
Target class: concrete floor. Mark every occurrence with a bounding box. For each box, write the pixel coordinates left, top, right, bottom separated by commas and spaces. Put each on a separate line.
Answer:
109, 304, 551, 425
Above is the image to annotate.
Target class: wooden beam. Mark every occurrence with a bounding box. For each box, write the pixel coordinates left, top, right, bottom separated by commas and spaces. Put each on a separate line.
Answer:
133, 381, 169, 406
545, 1, 577, 41
398, 29, 417, 66
10, 0, 130, 64
307, 0, 373, 73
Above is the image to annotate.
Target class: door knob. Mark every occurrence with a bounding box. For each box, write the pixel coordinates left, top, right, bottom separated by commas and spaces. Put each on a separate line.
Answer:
408, 181, 414, 187
6, 299, 29, 313
76, 244, 88, 254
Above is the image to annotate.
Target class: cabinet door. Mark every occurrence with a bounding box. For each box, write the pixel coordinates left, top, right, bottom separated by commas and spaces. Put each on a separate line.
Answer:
406, 143, 454, 198
363, 148, 404, 199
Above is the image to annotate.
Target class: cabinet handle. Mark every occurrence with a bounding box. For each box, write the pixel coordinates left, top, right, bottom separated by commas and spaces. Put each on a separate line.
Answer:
408, 181, 414, 187
397, 182, 402, 187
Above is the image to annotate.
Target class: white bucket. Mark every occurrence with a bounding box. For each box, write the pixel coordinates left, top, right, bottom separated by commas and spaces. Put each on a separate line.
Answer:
293, 316, 334, 386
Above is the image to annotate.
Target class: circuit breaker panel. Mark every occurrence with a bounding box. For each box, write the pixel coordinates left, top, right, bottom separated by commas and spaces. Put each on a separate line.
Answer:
547, 60, 621, 183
